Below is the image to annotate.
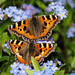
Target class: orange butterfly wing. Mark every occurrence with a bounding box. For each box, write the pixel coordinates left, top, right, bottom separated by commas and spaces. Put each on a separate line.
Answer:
8, 15, 60, 42
38, 15, 60, 39
36, 43, 56, 57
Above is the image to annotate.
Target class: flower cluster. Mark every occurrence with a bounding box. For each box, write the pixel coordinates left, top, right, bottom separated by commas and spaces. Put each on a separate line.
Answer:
43, 60, 58, 74
10, 62, 32, 75
66, 25, 75, 38
0, 8, 4, 20
2, 4, 40, 22
22, 4, 40, 15
43, 0, 54, 2
45, 2, 68, 20
10, 59, 62, 75
3, 43, 9, 53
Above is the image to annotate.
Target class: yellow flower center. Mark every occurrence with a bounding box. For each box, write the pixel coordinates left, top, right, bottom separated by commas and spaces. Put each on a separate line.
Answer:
52, 67, 54, 70
49, 63, 51, 65
38, 73, 40, 75
22, 71, 25, 73
14, 65, 16, 67
14, 70, 16, 72
13, 9, 15, 11
20, 66, 22, 68
22, 16, 25, 18
61, 14, 63, 16
25, 68, 28, 70
18, 12, 21, 14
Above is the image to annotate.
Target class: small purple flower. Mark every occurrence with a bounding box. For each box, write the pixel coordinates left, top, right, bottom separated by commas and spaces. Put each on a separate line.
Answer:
45, 6, 53, 13
22, 4, 40, 15
66, 26, 75, 38
3, 43, 9, 49
43, 0, 54, 2
32, 70, 43, 75
57, 0, 66, 6
12, 15, 22, 22
56, 10, 67, 20
54, 59, 62, 65
10, 62, 20, 70
67, 0, 75, 9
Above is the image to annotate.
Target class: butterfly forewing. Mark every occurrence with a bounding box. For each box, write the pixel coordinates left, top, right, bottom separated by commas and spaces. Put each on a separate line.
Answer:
8, 15, 60, 42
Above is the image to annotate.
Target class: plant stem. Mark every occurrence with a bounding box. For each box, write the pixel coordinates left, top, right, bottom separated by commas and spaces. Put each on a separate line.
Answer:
4, 54, 11, 72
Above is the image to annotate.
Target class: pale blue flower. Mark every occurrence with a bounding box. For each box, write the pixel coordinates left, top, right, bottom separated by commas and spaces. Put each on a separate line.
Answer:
57, 10, 67, 20
67, 0, 75, 9
66, 26, 75, 38
12, 15, 22, 22
0, 8, 4, 20
46, 2, 68, 20
0, 13, 4, 20
45, 6, 53, 13
57, 0, 66, 6
54, 59, 62, 65
66, 30, 74, 38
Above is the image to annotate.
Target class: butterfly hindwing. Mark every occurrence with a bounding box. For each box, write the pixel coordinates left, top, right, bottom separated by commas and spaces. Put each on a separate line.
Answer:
36, 43, 56, 57
7, 39, 26, 54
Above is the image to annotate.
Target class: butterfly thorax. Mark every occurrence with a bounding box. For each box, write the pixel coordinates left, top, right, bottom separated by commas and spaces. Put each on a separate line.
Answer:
27, 15, 44, 39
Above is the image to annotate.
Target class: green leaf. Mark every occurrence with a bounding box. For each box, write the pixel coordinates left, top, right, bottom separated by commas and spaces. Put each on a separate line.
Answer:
1, 32, 10, 47
65, 74, 70, 75
71, 57, 75, 68
11, 33, 16, 39
0, 47, 2, 58
54, 70, 65, 75
0, 56, 9, 62
1, 72, 12, 75
63, 7, 73, 27
54, 70, 60, 75
31, 57, 40, 71
6, 66, 12, 73
60, 69, 65, 75
52, 33, 59, 41
36, 0, 46, 10
25, 69, 34, 75
0, 19, 12, 34
40, 65, 45, 71
6, 49, 11, 55
0, 0, 6, 4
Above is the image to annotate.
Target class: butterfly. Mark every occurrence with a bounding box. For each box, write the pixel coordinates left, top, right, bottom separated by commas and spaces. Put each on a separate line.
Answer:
7, 39, 56, 65
8, 15, 60, 42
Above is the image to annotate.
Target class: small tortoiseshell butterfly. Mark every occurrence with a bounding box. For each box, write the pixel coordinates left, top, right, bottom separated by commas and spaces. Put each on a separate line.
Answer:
7, 40, 56, 65
8, 15, 60, 42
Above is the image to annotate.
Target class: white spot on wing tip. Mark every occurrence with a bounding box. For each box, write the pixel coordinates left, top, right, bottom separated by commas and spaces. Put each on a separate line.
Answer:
10, 40, 12, 42
55, 15, 57, 18
11, 25, 13, 28
51, 44, 53, 47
